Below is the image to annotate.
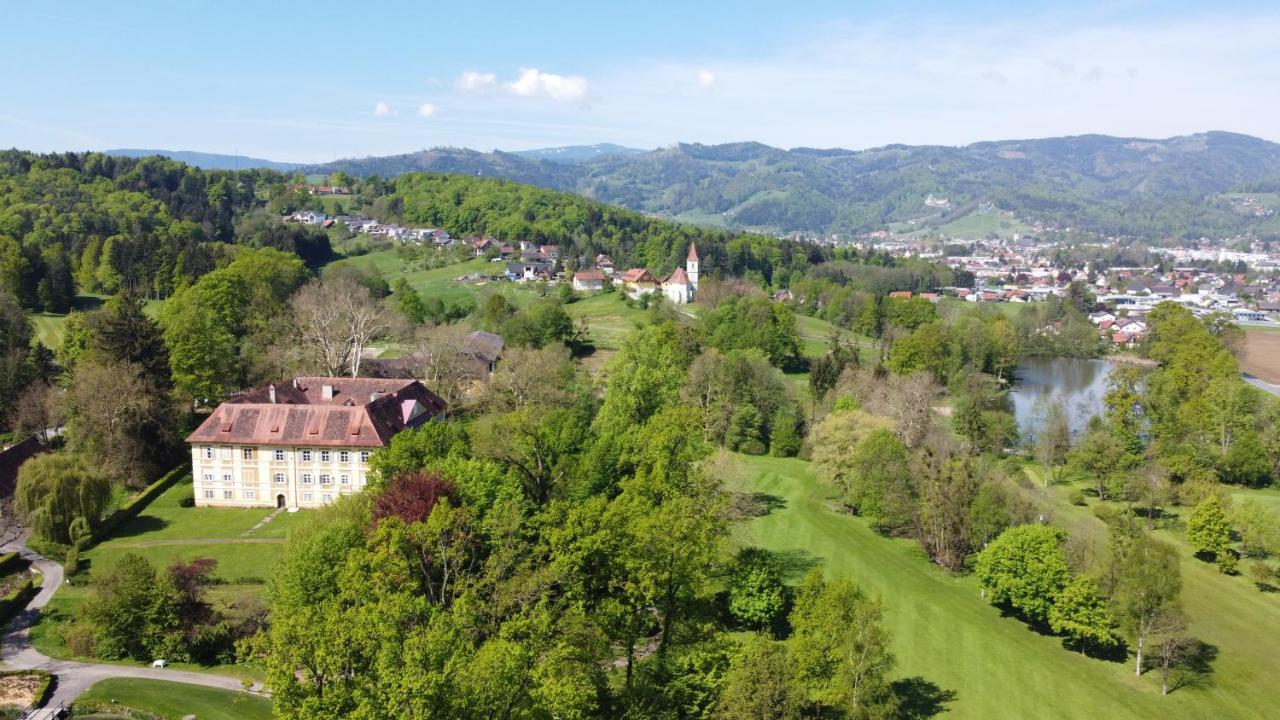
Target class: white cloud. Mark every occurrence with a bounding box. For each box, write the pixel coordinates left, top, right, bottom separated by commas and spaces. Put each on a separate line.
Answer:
457, 68, 588, 102
697, 69, 716, 88
417, 103, 437, 117
456, 71, 498, 94
373, 101, 393, 117
506, 68, 588, 101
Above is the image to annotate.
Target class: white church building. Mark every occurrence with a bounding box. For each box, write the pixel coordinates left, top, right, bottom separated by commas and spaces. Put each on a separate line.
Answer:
662, 243, 700, 305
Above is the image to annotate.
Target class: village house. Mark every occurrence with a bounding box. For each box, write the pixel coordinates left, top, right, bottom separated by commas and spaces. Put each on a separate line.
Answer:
186, 377, 446, 510
620, 268, 660, 295
572, 269, 606, 293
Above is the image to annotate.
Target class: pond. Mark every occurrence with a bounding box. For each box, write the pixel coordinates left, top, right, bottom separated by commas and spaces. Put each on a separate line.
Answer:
1008, 357, 1121, 440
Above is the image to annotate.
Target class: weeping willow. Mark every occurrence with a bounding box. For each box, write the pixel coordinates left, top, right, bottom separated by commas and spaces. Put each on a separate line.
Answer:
15, 452, 112, 544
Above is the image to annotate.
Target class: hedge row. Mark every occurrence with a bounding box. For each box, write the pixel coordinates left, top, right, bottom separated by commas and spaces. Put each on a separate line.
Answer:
0, 573, 37, 627
0, 552, 22, 576
91, 466, 188, 545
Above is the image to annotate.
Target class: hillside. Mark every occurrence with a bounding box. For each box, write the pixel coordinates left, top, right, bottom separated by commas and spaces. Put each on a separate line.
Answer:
303, 132, 1280, 239
510, 142, 646, 163
105, 148, 303, 172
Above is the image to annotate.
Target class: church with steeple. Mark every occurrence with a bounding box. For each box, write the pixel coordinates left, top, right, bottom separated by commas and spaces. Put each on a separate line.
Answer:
662, 242, 699, 305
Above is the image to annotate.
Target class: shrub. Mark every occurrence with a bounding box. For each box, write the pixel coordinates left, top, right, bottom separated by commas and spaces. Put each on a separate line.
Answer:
64, 547, 80, 577
1216, 550, 1238, 575
1068, 489, 1087, 506
64, 623, 94, 657
1248, 561, 1275, 589
728, 549, 786, 630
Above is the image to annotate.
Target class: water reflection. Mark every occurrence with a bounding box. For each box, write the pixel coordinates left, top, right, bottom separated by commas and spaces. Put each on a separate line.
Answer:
1009, 357, 1118, 440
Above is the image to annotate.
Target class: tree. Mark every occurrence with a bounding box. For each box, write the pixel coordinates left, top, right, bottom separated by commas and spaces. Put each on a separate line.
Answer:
15, 453, 112, 544
1048, 576, 1120, 654
65, 359, 178, 487
1186, 496, 1231, 561
1068, 425, 1136, 501
88, 289, 171, 391
725, 404, 765, 455
845, 429, 914, 532
914, 454, 979, 572
975, 525, 1069, 625
371, 470, 458, 525
717, 635, 799, 720
289, 277, 392, 377
1112, 533, 1181, 676
83, 553, 179, 660
788, 570, 898, 719
1035, 401, 1071, 485
1231, 499, 1279, 558
768, 406, 804, 458
405, 324, 474, 411
727, 548, 786, 630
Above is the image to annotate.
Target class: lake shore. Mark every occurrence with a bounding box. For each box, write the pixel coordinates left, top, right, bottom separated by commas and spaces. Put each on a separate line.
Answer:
1107, 352, 1158, 368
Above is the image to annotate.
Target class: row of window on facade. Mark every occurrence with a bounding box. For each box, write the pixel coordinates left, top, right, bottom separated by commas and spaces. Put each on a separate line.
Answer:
201, 447, 371, 464
202, 488, 333, 503
201, 472, 363, 485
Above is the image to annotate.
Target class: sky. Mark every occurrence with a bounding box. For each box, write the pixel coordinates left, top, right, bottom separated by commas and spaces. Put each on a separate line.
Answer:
3, 0, 1280, 163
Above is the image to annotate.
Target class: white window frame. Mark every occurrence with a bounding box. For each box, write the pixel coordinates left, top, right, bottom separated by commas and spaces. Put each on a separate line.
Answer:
302, 473, 314, 485
302, 492, 313, 502
273, 473, 286, 484
203, 446, 214, 460
202, 473, 214, 482
319, 473, 332, 485
242, 447, 254, 460
340, 474, 350, 485
222, 473, 232, 484
203, 489, 215, 499
321, 493, 332, 503
339, 451, 350, 463
320, 450, 331, 463
223, 490, 234, 500
301, 449, 313, 462
359, 451, 370, 464
245, 489, 257, 500
273, 449, 286, 462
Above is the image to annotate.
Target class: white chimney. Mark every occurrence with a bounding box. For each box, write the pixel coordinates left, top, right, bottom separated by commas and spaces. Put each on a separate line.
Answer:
268, 384, 276, 403
322, 384, 334, 400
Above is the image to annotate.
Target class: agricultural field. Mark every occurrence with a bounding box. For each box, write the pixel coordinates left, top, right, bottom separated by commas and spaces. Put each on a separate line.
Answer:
1240, 329, 1280, 384
74, 678, 271, 720
28, 477, 309, 681
734, 454, 1280, 720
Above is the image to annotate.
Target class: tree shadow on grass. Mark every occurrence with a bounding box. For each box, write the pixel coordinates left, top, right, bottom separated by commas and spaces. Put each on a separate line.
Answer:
892, 676, 957, 719
1166, 641, 1219, 694
109, 515, 169, 539
773, 548, 821, 582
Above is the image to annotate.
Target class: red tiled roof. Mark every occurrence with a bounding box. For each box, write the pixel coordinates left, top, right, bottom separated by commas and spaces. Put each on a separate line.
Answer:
888, 291, 912, 299
620, 268, 657, 284
666, 267, 691, 285
186, 377, 446, 448
574, 270, 605, 282
687, 242, 699, 262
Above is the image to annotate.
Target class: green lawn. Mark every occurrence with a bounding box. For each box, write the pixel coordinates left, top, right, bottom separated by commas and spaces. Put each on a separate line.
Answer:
324, 251, 495, 308
567, 292, 653, 351
28, 478, 304, 679
75, 678, 270, 720
735, 454, 1280, 719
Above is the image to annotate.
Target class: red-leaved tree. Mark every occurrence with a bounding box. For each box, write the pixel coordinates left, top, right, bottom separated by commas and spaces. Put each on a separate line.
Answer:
372, 470, 458, 526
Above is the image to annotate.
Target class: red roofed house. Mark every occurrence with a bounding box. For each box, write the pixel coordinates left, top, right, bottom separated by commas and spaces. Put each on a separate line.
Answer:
662, 243, 700, 305
572, 269, 606, 293
888, 291, 912, 299
620, 268, 660, 295
186, 377, 446, 509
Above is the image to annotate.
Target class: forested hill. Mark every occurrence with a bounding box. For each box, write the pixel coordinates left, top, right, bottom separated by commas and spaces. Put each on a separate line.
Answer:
105, 148, 303, 172
305, 131, 1280, 239
0, 149, 818, 315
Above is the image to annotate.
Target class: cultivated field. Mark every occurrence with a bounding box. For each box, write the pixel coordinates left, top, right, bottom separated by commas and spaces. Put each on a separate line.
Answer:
1241, 329, 1280, 384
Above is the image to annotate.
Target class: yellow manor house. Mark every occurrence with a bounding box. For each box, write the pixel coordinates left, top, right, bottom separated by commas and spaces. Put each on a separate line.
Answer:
186, 377, 446, 509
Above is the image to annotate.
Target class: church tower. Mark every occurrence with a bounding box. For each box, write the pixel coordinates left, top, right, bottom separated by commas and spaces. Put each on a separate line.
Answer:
686, 242, 699, 291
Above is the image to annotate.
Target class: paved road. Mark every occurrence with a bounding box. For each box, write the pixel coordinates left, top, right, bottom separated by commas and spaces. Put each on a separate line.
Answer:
1243, 373, 1280, 399
0, 537, 265, 717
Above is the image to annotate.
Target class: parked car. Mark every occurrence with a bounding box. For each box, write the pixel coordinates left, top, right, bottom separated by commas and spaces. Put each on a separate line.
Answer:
151, 659, 168, 668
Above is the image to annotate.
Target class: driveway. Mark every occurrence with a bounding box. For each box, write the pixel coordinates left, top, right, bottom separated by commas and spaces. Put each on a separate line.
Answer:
0, 537, 266, 717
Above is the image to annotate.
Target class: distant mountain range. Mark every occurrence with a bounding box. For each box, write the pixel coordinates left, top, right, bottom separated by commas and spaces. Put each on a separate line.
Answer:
104, 148, 304, 172
108, 132, 1280, 239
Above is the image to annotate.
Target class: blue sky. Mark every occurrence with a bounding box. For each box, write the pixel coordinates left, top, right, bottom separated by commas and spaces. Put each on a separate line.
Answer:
4, 0, 1279, 162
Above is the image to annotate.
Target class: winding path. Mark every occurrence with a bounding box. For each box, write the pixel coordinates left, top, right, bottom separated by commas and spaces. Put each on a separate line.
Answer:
0, 536, 266, 718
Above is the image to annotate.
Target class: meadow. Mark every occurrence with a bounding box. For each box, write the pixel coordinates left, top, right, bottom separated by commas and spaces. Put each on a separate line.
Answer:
735, 454, 1280, 720
75, 678, 271, 720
